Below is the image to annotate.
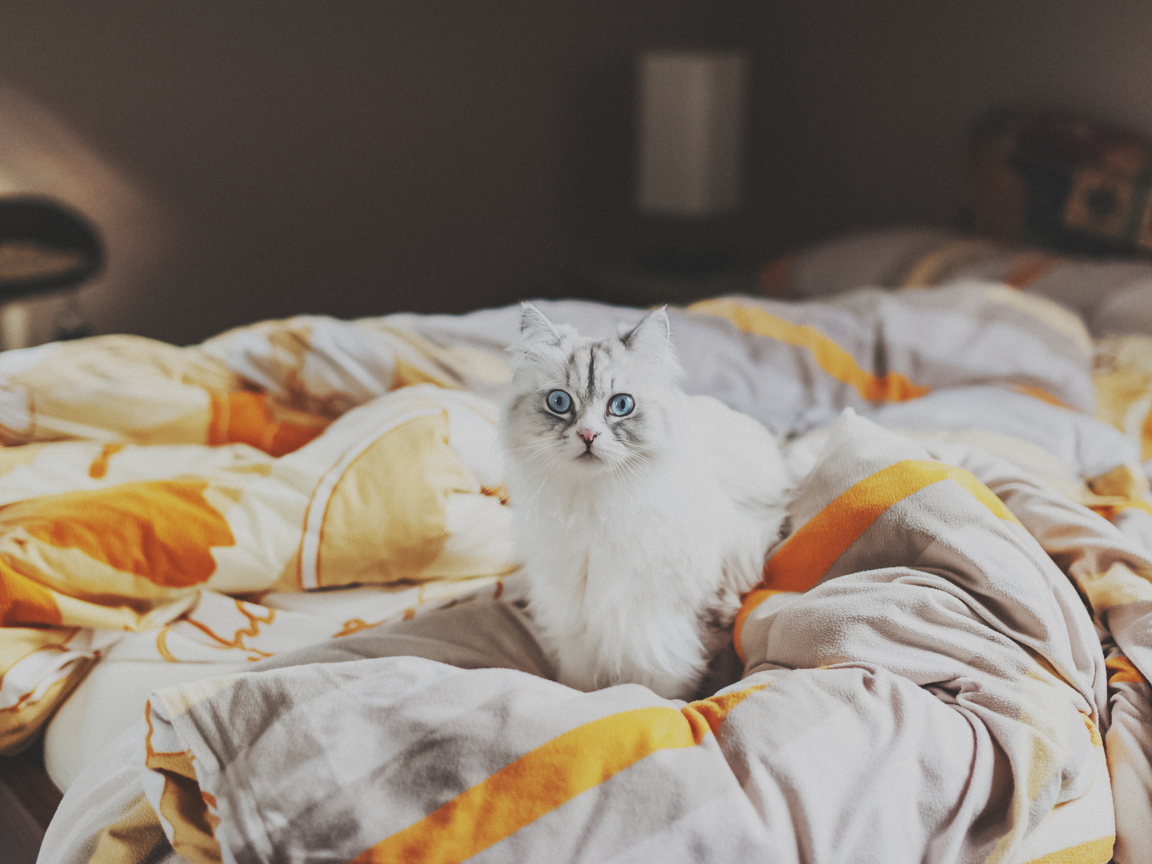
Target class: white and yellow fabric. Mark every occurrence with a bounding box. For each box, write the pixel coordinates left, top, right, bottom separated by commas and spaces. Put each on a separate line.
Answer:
42, 412, 1135, 864
0, 326, 517, 755
7, 281, 1152, 862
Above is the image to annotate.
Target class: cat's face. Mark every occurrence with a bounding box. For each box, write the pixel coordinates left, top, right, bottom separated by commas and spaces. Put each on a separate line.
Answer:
504, 304, 682, 478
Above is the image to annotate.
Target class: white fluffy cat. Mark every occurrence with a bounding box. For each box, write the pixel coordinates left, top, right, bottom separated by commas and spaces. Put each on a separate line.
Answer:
503, 303, 791, 700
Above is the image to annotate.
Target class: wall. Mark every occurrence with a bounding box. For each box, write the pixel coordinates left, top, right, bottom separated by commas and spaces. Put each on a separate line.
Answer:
738, 0, 1152, 257
0, 3, 566, 344
0, 2, 738, 345
1, 2, 1151, 344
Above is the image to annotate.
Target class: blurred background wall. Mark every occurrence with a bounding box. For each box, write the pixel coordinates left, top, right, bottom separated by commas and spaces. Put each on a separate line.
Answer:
0, 1, 1150, 345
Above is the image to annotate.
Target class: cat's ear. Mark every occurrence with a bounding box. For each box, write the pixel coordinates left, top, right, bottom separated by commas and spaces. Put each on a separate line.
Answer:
621, 307, 681, 378
621, 306, 672, 353
519, 302, 562, 348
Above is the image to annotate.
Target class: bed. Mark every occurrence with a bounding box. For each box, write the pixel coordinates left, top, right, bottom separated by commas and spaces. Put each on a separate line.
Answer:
0, 265, 1146, 862
5, 107, 1152, 863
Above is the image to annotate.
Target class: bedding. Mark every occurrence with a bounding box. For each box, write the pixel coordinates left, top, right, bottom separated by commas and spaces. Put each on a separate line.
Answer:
756, 225, 1152, 337
2, 280, 1150, 862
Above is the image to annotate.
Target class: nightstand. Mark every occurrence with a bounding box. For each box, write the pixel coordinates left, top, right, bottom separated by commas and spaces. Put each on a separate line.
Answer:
568, 249, 760, 309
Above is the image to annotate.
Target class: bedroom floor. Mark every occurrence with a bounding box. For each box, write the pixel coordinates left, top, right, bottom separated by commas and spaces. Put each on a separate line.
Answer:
0, 740, 61, 864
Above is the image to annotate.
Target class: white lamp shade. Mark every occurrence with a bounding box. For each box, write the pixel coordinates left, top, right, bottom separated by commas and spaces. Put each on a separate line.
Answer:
636, 51, 746, 217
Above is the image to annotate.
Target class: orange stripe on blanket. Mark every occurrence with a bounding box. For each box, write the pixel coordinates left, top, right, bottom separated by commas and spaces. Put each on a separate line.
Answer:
352, 691, 766, 864
1011, 383, 1075, 411
1089, 500, 1152, 522
1141, 408, 1152, 463
688, 298, 931, 403
0, 559, 62, 627
3, 480, 235, 590
1022, 835, 1114, 864
208, 391, 325, 457
765, 460, 1016, 593
736, 460, 1018, 661
1106, 655, 1147, 687
682, 682, 771, 737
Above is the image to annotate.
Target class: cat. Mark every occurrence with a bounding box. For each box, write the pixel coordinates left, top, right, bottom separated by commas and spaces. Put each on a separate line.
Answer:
502, 303, 791, 700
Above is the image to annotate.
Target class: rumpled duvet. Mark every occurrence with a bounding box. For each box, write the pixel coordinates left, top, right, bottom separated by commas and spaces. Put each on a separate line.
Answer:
10, 281, 1152, 863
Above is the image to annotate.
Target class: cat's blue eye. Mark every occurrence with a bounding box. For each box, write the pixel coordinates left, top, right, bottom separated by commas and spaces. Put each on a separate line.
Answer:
608, 393, 634, 417
546, 389, 573, 414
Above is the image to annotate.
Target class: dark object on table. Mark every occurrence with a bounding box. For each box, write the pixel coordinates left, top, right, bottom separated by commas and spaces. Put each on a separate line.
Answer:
0, 195, 104, 303
963, 106, 1152, 258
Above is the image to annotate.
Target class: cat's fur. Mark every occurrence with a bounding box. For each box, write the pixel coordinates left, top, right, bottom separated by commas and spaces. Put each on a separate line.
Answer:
503, 304, 791, 700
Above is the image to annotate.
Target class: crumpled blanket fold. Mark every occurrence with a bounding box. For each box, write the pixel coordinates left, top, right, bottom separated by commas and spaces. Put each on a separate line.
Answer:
4, 281, 1152, 862
42, 413, 1138, 864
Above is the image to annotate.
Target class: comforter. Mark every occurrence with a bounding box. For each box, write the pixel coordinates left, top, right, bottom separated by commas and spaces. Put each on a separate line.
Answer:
9, 281, 1152, 863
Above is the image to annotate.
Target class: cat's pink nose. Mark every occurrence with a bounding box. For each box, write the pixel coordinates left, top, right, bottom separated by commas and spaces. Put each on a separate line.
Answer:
577, 429, 599, 445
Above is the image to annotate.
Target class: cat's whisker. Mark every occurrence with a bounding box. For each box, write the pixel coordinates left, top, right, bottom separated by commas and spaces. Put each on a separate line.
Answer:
616, 454, 641, 481
608, 460, 630, 493
503, 446, 556, 463
523, 454, 558, 469
503, 441, 565, 468
620, 451, 650, 474
527, 457, 562, 515
611, 456, 646, 498
502, 441, 562, 455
